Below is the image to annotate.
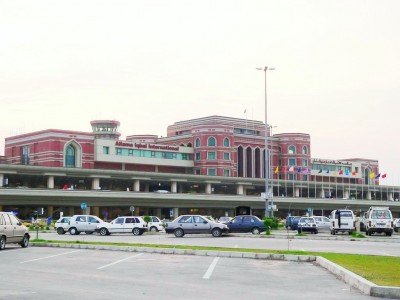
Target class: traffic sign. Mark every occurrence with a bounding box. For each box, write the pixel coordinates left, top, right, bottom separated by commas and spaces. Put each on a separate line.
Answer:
81, 202, 87, 210
129, 206, 135, 212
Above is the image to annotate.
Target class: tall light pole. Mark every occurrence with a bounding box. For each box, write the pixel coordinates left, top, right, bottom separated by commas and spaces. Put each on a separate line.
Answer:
257, 66, 274, 217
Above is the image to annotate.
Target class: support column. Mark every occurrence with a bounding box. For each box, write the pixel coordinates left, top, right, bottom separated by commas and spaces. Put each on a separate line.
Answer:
145, 184, 149, 192
295, 187, 300, 197
205, 183, 212, 194
319, 188, 325, 198
367, 191, 372, 200
154, 208, 161, 218
171, 181, 177, 193
0, 205, 3, 211
344, 189, 350, 199
47, 206, 54, 217
389, 192, 394, 201
236, 184, 244, 195
68, 207, 75, 216
172, 207, 179, 219
47, 176, 54, 189
92, 178, 100, 190
0, 174, 3, 187
133, 180, 140, 192
92, 206, 100, 217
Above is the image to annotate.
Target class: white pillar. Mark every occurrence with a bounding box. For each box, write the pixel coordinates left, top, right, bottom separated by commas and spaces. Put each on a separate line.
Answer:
236, 184, 244, 195
205, 183, 212, 194
389, 192, 394, 201
133, 180, 140, 192
171, 181, 177, 193
319, 188, 325, 198
145, 184, 149, 192
367, 191, 372, 200
47, 176, 54, 189
92, 178, 100, 190
173, 208, 179, 219
295, 187, 300, 197
344, 189, 350, 199
0, 174, 3, 187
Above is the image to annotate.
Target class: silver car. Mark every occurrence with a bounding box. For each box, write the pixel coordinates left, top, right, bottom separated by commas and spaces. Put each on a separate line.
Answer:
165, 215, 229, 237
54, 216, 71, 235
0, 212, 30, 250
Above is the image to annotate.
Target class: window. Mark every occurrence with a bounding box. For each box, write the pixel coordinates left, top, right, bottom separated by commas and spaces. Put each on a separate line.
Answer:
195, 152, 201, 160
223, 138, 230, 147
288, 145, 296, 154
128, 149, 133, 156
302, 146, 308, 155
103, 146, 109, 155
195, 138, 201, 147
116, 148, 122, 155
223, 152, 230, 160
179, 216, 192, 223
21, 145, 30, 165
115, 218, 124, 224
208, 137, 216, 147
208, 169, 216, 176
65, 145, 76, 168
208, 151, 216, 160
223, 169, 230, 176
302, 159, 308, 167
288, 158, 296, 166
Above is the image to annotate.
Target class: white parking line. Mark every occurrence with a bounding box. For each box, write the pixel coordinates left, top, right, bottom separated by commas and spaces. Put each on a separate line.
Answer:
20, 250, 82, 264
97, 253, 144, 270
203, 257, 220, 279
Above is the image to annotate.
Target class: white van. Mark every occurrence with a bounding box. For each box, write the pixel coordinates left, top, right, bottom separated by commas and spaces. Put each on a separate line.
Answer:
364, 206, 393, 236
329, 209, 355, 235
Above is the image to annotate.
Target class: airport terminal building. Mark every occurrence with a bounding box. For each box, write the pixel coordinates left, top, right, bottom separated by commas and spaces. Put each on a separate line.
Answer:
1, 115, 397, 220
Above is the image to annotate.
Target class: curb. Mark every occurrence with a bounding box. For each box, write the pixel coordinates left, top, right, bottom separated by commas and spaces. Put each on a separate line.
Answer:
31, 242, 399, 298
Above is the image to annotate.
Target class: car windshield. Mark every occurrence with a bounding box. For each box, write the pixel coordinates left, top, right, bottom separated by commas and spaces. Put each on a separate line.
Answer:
338, 211, 353, 218
300, 218, 314, 223
371, 210, 391, 219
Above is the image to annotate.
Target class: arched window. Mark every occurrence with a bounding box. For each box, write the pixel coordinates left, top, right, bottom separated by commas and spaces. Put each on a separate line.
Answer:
65, 144, 76, 168
187, 142, 192, 147
277, 146, 282, 154
223, 138, 230, 147
195, 138, 201, 147
288, 145, 296, 154
208, 137, 216, 147
302, 146, 308, 155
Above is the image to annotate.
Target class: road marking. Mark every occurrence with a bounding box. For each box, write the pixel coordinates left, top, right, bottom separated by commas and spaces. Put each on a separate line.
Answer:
20, 250, 81, 263
97, 253, 143, 270
203, 257, 220, 279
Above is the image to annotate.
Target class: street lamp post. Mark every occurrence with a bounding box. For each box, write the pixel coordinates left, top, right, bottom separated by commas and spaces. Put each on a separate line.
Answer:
257, 66, 274, 217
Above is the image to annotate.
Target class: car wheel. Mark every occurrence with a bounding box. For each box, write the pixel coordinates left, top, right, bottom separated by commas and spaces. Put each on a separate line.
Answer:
69, 227, 79, 235
56, 227, 65, 235
212, 228, 222, 237
99, 228, 108, 236
251, 227, 260, 235
150, 226, 158, 232
174, 228, 184, 237
132, 228, 141, 236
331, 230, 335, 235
20, 235, 29, 248
395, 228, 398, 233
315, 230, 318, 234
0, 236, 6, 250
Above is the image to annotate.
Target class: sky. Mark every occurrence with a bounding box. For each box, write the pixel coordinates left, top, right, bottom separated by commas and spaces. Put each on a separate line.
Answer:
1, 1, 399, 185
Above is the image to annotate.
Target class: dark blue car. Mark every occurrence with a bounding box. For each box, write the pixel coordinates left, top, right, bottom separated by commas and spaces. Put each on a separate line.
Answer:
285, 216, 300, 230
226, 215, 266, 234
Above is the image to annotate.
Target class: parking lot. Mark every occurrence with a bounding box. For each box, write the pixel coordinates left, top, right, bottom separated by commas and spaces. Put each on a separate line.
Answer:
0, 246, 388, 300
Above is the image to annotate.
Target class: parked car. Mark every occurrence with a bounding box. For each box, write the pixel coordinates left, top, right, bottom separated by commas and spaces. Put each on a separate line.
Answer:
394, 218, 400, 233
96, 216, 147, 236
289, 216, 301, 230
165, 215, 228, 237
226, 215, 266, 234
329, 209, 356, 235
141, 216, 164, 232
297, 217, 318, 234
217, 216, 233, 224
364, 206, 393, 236
313, 216, 330, 231
285, 216, 298, 229
54, 216, 71, 235
68, 215, 106, 235
0, 212, 30, 250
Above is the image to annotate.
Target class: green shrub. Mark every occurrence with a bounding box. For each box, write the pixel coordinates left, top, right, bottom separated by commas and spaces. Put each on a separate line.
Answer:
143, 215, 152, 223
263, 217, 279, 230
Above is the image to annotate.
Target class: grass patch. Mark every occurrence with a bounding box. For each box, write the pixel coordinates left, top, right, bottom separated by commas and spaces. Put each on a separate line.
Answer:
351, 232, 366, 238
30, 239, 400, 286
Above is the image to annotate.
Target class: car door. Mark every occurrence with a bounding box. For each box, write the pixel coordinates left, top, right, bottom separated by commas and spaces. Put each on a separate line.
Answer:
177, 216, 194, 233
8, 214, 25, 242
87, 216, 101, 232
192, 216, 210, 233
1, 214, 16, 243
109, 217, 125, 233
228, 216, 243, 233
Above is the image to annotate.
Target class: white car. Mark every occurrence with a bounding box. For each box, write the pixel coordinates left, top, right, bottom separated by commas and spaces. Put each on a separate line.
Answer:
96, 216, 147, 236
68, 215, 106, 235
394, 218, 400, 233
54, 216, 71, 234
141, 216, 164, 232
313, 216, 330, 231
